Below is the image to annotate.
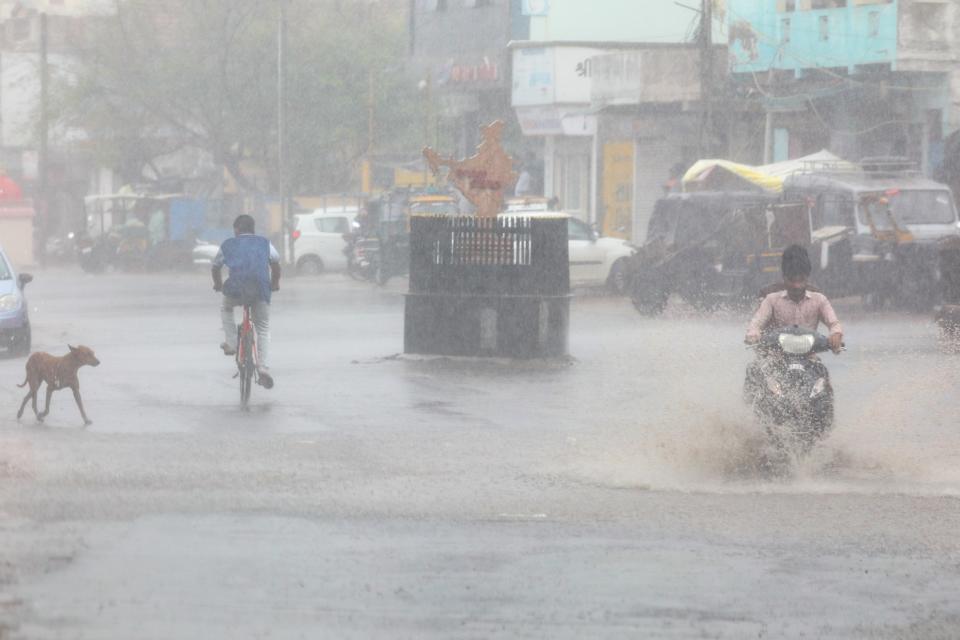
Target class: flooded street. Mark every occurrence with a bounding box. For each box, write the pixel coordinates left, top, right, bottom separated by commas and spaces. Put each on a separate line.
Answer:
1, 270, 959, 638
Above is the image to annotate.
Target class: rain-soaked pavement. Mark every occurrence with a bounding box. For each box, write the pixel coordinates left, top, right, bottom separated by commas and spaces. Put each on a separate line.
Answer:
1, 269, 959, 638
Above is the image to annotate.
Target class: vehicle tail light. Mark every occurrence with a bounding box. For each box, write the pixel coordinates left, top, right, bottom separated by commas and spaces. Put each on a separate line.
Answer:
291, 229, 301, 241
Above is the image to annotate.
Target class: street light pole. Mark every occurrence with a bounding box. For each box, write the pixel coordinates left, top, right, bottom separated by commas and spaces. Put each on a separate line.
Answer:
278, 0, 290, 265
698, 0, 713, 157
38, 12, 49, 264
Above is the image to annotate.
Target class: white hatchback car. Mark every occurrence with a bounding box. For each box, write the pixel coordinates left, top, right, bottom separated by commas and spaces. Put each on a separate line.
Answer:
500, 211, 634, 293
292, 208, 358, 274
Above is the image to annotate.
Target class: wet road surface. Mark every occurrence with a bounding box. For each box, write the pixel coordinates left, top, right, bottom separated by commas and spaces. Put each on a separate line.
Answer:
1, 269, 959, 638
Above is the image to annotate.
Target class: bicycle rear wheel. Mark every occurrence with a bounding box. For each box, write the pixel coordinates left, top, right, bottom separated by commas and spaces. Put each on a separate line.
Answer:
239, 329, 254, 408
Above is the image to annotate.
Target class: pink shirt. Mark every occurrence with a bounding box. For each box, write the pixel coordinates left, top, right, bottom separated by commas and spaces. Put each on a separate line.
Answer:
746, 290, 843, 341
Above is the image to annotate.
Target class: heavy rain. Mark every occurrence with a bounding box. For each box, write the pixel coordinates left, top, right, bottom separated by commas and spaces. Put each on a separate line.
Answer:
1, 0, 960, 638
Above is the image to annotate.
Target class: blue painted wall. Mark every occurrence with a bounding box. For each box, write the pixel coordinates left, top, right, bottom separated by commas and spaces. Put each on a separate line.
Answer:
728, 0, 898, 74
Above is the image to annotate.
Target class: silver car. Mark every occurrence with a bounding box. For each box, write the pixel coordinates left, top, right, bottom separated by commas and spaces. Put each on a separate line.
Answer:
0, 245, 33, 357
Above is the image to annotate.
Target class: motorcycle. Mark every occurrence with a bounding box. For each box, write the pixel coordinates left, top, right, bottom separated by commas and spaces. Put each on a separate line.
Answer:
344, 233, 382, 283
744, 326, 840, 460
76, 233, 117, 273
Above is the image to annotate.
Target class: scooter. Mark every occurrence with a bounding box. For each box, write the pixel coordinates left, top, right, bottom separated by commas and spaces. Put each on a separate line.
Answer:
744, 326, 840, 460
345, 234, 381, 283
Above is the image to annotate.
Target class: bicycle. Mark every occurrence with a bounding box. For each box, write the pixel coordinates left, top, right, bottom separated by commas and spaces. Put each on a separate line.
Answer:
234, 303, 259, 408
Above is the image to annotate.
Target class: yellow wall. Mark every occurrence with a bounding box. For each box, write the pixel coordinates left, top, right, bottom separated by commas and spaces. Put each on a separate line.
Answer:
602, 142, 634, 239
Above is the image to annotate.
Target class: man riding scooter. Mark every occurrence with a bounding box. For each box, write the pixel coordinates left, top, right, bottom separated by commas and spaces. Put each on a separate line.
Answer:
743, 245, 844, 449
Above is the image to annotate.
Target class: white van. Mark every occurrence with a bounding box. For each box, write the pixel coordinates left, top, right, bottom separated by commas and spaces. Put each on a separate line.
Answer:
292, 208, 358, 274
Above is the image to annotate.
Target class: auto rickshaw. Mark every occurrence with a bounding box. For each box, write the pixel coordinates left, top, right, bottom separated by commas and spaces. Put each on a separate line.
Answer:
629, 191, 792, 314
78, 192, 207, 272
935, 235, 960, 345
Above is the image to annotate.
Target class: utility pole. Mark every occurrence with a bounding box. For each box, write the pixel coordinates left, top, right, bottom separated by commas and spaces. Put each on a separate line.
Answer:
363, 68, 375, 194
423, 73, 432, 185
698, 0, 713, 157
37, 12, 49, 264
277, 0, 290, 265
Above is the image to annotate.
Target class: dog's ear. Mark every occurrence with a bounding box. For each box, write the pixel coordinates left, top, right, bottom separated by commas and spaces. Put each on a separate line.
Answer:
68, 344, 77, 352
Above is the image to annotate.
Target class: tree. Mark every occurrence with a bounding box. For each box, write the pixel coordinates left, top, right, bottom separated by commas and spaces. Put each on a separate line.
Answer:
51, 0, 421, 194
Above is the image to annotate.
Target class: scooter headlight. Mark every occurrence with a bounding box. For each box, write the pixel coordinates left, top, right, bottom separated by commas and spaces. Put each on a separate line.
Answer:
810, 377, 827, 398
0, 293, 21, 312
779, 333, 815, 355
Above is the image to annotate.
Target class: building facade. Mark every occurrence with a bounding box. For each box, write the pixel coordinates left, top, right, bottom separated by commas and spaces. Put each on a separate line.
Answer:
510, 0, 725, 240
728, 0, 960, 177
0, 3, 111, 252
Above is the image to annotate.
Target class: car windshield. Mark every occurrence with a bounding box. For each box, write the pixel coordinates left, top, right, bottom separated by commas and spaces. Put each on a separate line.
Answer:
568, 218, 594, 241
860, 190, 957, 226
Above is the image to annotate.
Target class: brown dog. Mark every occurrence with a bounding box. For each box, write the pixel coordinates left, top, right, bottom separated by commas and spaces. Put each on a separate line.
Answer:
17, 345, 101, 425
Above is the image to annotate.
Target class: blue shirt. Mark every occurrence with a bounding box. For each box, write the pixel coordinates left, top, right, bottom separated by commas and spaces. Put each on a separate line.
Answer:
213, 234, 280, 303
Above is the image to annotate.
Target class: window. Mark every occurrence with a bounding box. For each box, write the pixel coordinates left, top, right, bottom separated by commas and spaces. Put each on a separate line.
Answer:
567, 218, 594, 241
777, 0, 796, 11
811, 0, 846, 8
868, 11, 880, 37
315, 217, 349, 234
818, 15, 830, 41
859, 191, 957, 226
555, 153, 589, 217
813, 194, 854, 229
780, 18, 791, 43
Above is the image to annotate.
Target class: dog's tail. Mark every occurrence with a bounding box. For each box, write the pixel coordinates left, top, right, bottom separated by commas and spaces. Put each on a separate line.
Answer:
16, 378, 27, 388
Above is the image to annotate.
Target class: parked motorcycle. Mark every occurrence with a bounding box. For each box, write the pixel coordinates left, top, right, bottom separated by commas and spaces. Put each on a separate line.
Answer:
76, 233, 117, 273
344, 234, 382, 283
744, 326, 840, 461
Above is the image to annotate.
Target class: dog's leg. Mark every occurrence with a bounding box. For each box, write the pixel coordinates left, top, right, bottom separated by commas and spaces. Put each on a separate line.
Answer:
17, 388, 33, 420
30, 383, 42, 422
40, 384, 55, 419
71, 384, 92, 426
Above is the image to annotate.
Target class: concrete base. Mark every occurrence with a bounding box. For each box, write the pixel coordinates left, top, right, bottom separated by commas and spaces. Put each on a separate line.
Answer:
404, 293, 570, 359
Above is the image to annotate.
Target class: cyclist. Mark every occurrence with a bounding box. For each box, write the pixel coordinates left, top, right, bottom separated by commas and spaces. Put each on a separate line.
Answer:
212, 214, 281, 388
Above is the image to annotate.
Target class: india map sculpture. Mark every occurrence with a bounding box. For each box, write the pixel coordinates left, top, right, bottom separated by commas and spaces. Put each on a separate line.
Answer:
423, 120, 518, 218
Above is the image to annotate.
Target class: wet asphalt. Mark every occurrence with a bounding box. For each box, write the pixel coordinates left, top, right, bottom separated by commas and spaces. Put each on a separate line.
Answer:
1, 268, 959, 639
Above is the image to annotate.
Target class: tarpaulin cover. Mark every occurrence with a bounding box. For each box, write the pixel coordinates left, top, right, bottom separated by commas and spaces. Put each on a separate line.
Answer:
682, 150, 855, 193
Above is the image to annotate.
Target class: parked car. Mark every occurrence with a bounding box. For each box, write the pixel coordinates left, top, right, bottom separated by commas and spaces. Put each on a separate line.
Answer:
0, 245, 33, 357
292, 208, 357, 275
500, 211, 634, 293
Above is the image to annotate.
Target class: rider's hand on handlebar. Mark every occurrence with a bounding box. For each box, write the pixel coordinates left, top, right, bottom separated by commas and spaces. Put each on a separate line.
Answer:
829, 333, 844, 353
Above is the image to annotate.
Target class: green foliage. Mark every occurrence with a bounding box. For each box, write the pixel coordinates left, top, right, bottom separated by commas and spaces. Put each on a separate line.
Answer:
52, 0, 421, 193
